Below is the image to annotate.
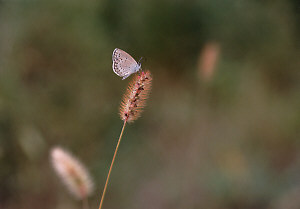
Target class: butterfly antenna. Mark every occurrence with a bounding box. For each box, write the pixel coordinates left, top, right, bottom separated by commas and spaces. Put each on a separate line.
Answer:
138, 57, 143, 64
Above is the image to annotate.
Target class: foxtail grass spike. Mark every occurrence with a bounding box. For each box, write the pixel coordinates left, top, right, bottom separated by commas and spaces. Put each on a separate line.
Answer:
50, 147, 94, 200
120, 70, 152, 123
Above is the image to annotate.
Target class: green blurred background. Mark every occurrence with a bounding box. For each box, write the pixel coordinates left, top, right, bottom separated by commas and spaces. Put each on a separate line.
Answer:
0, 0, 300, 208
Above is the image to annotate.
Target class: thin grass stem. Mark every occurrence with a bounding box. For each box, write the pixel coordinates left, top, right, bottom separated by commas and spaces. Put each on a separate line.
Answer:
98, 120, 127, 209
82, 197, 89, 209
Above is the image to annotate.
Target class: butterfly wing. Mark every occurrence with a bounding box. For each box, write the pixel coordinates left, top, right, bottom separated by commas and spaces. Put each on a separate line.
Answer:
112, 48, 139, 78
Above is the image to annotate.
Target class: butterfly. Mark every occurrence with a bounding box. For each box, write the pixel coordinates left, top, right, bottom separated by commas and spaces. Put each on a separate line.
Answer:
112, 48, 142, 80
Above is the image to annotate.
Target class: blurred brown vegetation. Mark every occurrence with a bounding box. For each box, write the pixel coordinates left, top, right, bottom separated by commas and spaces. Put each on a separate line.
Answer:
0, 0, 299, 209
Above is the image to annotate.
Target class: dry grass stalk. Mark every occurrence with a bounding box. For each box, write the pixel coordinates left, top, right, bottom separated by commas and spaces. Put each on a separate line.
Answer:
98, 70, 152, 209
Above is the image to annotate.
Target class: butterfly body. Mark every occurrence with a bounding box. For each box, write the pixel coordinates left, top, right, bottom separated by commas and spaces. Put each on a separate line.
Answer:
112, 48, 142, 80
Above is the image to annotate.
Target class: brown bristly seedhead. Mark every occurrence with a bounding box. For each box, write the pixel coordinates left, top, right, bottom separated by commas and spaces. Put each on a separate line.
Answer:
120, 70, 152, 123
50, 147, 94, 200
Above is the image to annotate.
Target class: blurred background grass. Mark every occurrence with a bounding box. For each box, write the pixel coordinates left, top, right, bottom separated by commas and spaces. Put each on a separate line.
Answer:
0, 0, 300, 208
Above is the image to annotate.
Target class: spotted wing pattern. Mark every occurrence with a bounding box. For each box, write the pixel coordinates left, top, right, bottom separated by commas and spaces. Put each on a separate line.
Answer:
112, 48, 139, 79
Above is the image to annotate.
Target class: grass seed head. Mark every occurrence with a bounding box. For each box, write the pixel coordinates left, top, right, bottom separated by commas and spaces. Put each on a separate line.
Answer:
120, 71, 152, 123
50, 147, 94, 200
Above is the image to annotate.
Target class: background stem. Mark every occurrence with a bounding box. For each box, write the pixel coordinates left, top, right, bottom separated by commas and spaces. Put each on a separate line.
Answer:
82, 197, 89, 209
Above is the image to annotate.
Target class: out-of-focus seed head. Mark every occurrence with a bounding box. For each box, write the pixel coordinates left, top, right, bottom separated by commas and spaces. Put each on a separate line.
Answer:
198, 42, 220, 81
50, 147, 94, 199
